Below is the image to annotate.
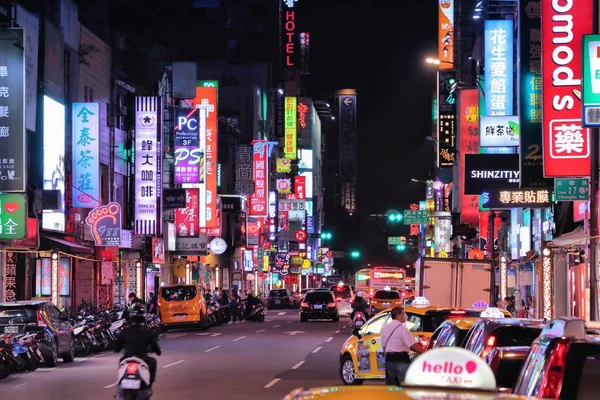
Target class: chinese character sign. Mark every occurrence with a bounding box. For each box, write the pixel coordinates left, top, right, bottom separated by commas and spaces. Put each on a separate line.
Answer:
85, 202, 122, 247
134, 96, 161, 235
480, 188, 552, 209
284, 96, 297, 159
434, 211, 451, 253
175, 188, 200, 238
174, 108, 201, 184
235, 144, 254, 195
458, 89, 479, 224
0, 193, 27, 239
0, 29, 26, 192
199, 86, 218, 229
484, 20, 513, 116
4, 251, 17, 302
479, 115, 519, 147
542, 0, 592, 177
438, 0, 454, 70
72, 103, 100, 207
294, 175, 306, 200
249, 141, 276, 217
438, 71, 456, 168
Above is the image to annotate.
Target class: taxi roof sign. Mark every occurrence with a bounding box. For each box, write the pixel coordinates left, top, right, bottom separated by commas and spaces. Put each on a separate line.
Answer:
411, 296, 430, 307
404, 347, 497, 391
480, 307, 505, 318
472, 300, 489, 309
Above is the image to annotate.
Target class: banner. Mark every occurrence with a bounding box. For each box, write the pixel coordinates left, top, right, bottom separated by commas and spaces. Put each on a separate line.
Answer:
134, 96, 161, 235
458, 89, 479, 224
437, 71, 457, 167
16, 6, 39, 132
249, 141, 276, 217
484, 20, 513, 116
175, 188, 200, 238
85, 202, 121, 247
437, 0, 454, 70
0, 29, 26, 192
519, 3, 551, 188
174, 108, 200, 184
72, 103, 100, 207
542, 0, 593, 177
284, 96, 297, 159
294, 175, 306, 200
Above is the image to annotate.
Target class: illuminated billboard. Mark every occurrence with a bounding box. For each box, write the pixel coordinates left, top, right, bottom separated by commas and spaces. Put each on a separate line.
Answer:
484, 20, 513, 116
284, 96, 297, 159
43, 95, 65, 231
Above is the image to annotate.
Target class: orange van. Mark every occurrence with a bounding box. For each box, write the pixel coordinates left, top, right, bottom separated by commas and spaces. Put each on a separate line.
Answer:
158, 284, 209, 329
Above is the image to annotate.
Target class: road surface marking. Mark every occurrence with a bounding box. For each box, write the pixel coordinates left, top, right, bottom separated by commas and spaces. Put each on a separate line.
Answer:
195, 332, 211, 336
277, 312, 286, 316
335, 330, 340, 334
205, 346, 221, 353
36, 368, 53, 372
233, 336, 246, 342
210, 333, 222, 337
167, 333, 187, 339
163, 360, 186, 369
264, 378, 281, 388
326, 337, 334, 343
273, 324, 281, 328
256, 329, 266, 333
312, 346, 322, 354
342, 326, 347, 329
104, 383, 117, 389
94, 353, 107, 357
265, 319, 271, 322
287, 321, 293, 323
15, 383, 28, 387
292, 361, 305, 370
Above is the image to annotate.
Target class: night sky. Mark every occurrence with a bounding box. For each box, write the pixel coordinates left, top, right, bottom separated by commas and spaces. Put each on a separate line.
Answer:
303, 0, 439, 215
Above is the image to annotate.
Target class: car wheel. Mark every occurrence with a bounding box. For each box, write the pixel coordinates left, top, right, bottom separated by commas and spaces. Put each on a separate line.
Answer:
62, 337, 75, 363
45, 340, 58, 367
333, 316, 339, 322
300, 315, 308, 322
340, 355, 363, 385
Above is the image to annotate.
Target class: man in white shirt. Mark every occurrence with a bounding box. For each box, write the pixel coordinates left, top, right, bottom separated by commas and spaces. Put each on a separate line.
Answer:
380, 306, 425, 386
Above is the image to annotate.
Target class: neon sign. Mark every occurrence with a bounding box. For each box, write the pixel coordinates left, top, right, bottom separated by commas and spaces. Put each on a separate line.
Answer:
298, 102, 308, 128
283, 1, 296, 67
373, 271, 405, 280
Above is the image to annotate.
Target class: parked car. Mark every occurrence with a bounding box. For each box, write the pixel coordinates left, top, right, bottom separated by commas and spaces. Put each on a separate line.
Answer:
426, 318, 478, 350
0, 301, 75, 367
484, 346, 530, 393
301, 291, 339, 322
266, 289, 294, 309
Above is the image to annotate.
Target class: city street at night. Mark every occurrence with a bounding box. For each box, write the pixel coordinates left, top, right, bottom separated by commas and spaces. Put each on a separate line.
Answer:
0, 311, 354, 400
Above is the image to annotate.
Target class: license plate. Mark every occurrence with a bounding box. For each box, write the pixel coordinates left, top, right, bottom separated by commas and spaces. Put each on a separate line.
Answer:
313, 305, 323, 309
3, 326, 18, 334
175, 315, 186, 321
355, 321, 364, 327
120, 379, 141, 389
383, 303, 390, 307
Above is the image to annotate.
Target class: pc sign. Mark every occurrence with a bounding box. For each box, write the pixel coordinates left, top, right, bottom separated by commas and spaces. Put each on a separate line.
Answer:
582, 35, 600, 127
174, 108, 202, 183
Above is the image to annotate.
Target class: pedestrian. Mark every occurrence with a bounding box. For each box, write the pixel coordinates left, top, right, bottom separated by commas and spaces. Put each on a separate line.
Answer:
229, 294, 241, 323
380, 306, 425, 386
147, 292, 158, 315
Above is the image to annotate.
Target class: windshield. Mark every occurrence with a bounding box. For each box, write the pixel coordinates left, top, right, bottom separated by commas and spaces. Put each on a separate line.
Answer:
494, 327, 542, 347
373, 290, 400, 300
269, 290, 288, 297
333, 290, 351, 299
160, 286, 197, 302
406, 311, 469, 332
0, 306, 37, 324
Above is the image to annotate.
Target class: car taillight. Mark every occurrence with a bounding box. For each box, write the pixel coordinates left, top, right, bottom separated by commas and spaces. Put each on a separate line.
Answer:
481, 335, 496, 358
336, 297, 342, 302
450, 310, 466, 315
36, 309, 47, 328
301, 302, 309, 308
327, 302, 336, 308
126, 363, 138, 374
540, 339, 568, 399
415, 335, 429, 348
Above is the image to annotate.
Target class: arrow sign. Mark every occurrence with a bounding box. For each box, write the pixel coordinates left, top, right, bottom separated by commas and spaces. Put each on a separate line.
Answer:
342, 97, 353, 107
285, 331, 305, 336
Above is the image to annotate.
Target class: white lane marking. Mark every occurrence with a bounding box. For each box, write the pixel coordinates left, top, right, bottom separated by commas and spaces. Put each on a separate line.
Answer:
36, 368, 54, 372
335, 330, 340, 334
342, 326, 347, 329
94, 353, 107, 357
265, 319, 271, 322
15, 383, 29, 387
210, 333, 222, 337
205, 346, 221, 353
195, 332, 211, 336
256, 329, 266, 333
264, 378, 281, 388
277, 312, 286, 316
287, 321, 293, 323
104, 383, 117, 389
292, 361, 305, 370
326, 337, 334, 343
273, 325, 281, 328
312, 346, 322, 354
167, 333, 187, 339
163, 360, 186, 369
233, 336, 246, 342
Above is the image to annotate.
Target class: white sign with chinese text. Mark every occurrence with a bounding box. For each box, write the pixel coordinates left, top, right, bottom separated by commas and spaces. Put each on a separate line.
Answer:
480, 115, 519, 147
549, 119, 590, 159
434, 211, 452, 254
72, 103, 100, 208
134, 97, 161, 235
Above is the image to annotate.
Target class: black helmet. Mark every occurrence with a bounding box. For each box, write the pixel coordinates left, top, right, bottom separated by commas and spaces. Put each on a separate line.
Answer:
129, 302, 146, 323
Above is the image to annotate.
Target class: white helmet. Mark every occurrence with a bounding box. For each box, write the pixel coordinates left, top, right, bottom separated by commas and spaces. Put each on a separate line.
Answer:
356, 290, 364, 298
247, 290, 253, 296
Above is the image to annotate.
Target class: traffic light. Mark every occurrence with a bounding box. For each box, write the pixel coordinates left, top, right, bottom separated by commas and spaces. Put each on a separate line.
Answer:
387, 213, 403, 223
395, 244, 406, 252
349, 250, 361, 259
320, 232, 333, 240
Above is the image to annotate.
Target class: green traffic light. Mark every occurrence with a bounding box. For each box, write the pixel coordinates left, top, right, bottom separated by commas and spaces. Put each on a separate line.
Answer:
350, 250, 361, 259
387, 213, 403, 223
448, 78, 456, 85
396, 244, 406, 251
320, 232, 332, 240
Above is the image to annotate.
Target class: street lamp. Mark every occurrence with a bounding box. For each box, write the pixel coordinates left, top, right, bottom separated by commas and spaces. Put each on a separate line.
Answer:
425, 57, 484, 95
411, 178, 426, 184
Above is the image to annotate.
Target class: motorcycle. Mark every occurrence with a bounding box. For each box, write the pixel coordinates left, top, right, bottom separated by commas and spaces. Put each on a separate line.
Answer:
0, 334, 28, 372
14, 332, 43, 371
352, 311, 367, 329
244, 303, 265, 322
116, 356, 153, 400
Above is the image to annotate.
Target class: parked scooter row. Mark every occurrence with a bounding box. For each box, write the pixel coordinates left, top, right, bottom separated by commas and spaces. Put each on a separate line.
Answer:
0, 331, 44, 379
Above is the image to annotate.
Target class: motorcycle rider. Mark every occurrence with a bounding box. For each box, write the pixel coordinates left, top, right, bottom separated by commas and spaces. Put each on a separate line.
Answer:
245, 290, 261, 318
123, 292, 145, 322
115, 303, 162, 390
350, 291, 370, 320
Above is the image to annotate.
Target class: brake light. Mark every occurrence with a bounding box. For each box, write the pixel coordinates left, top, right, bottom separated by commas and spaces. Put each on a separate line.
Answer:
481, 335, 496, 358
301, 302, 309, 308
327, 302, 336, 308
540, 339, 568, 399
126, 363, 139, 374
415, 335, 429, 348
36, 309, 47, 328
450, 310, 466, 315
336, 297, 342, 302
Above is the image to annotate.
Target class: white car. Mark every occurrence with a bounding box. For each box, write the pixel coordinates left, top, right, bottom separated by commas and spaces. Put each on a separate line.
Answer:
331, 285, 354, 316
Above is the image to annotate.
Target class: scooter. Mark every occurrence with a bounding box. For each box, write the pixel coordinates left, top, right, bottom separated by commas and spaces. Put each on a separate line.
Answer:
116, 356, 153, 400
244, 303, 265, 322
352, 312, 367, 329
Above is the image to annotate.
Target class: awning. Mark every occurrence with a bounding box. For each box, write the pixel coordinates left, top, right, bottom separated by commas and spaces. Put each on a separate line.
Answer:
43, 236, 94, 254
550, 228, 586, 248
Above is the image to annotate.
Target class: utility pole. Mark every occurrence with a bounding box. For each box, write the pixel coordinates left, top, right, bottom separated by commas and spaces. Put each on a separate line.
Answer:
590, 128, 599, 320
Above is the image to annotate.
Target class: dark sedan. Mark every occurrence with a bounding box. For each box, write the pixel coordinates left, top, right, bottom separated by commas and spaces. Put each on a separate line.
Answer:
266, 289, 294, 309
300, 291, 339, 322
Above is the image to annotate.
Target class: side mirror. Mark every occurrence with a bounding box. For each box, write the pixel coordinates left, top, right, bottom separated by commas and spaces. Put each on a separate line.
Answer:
352, 328, 362, 338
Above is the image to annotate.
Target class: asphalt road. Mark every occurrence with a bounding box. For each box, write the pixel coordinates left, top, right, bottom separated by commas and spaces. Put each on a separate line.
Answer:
0, 310, 361, 400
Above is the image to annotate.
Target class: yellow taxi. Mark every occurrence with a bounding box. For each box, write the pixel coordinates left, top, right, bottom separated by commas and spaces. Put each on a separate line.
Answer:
287, 347, 540, 399
369, 288, 403, 313
426, 317, 479, 349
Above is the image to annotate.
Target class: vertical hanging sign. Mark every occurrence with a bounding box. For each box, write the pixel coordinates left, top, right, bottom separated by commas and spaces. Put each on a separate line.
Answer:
484, 20, 513, 116
284, 96, 297, 159
249, 141, 277, 217
175, 188, 200, 238
174, 108, 200, 184
72, 103, 100, 207
0, 29, 26, 192
437, 0, 454, 69
437, 71, 457, 167
134, 96, 161, 235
